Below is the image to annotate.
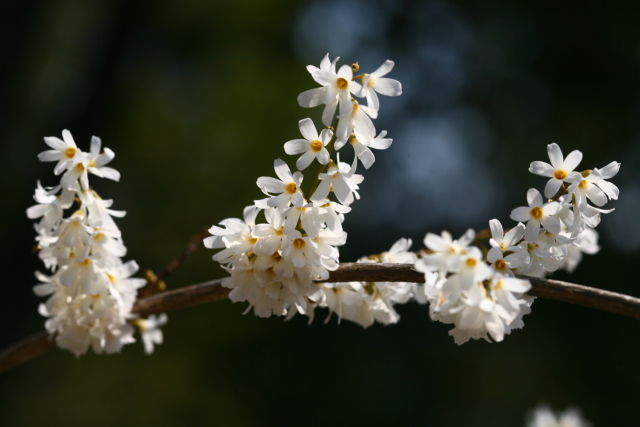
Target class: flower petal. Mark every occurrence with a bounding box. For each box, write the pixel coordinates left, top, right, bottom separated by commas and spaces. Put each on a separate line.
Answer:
563, 150, 583, 172
547, 143, 563, 170
298, 118, 318, 141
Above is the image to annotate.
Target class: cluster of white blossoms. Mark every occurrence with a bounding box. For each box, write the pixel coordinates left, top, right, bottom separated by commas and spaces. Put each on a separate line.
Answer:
206, 56, 620, 338
28, 130, 166, 356
526, 406, 592, 427
417, 143, 620, 344
206, 54, 420, 326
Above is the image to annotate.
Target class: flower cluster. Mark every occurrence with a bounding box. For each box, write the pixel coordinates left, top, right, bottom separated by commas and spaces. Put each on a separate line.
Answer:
206, 54, 410, 324
416, 143, 619, 344
28, 130, 165, 356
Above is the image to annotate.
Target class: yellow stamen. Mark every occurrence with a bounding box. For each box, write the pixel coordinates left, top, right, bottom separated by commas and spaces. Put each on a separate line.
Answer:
89, 160, 96, 168
465, 258, 477, 268
249, 237, 257, 244
494, 259, 507, 271
76, 163, 85, 172
65, 147, 76, 159
80, 259, 91, 266
310, 140, 323, 153
554, 169, 567, 180
530, 207, 543, 219
578, 180, 588, 189
286, 183, 297, 194
293, 238, 305, 249
336, 78, 349, 89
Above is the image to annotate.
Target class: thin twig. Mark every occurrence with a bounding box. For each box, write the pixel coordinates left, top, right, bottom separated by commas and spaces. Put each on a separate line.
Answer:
3, 263, 640, 375
137, 226, 209, 298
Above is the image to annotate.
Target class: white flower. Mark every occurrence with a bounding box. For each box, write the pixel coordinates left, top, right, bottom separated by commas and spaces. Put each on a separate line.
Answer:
565, 170, 608, 211
281, 202, 325, 238
455, 247, 493, 290
335, 100, 377, 148
60, 153, 91, 191
349, 130, 392, 169
313, 199, 351, 233
251, 208, 286, 257
487, 246, 526, 275
322, 282, 363, 324
297, 53, 340, 114
529, 143, 583, 198
383, 238, 417, 264
511, 189, 562, 243
204, 206, 260, 265
313, 228, 346, 262
592, 160, 620, 200
284, 118, 333, 170
27, 182, 66, 233
281, 230, 321, 268
526, 406, 592, 427
360, 60, 402, 111
256, 159, 304, 208
416, 229, 475, 273
488, 219, 525, 252
81, 191, 126, 232
38, 129, 81, 175
521, 236, 562, 274
310, 156, 363, 205
87, 136, 120, 181
134, 313, 168, 355
306, 57, 364, 126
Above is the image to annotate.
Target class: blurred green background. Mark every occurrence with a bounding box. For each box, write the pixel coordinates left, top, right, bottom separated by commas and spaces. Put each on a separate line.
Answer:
1, 0, 640, 425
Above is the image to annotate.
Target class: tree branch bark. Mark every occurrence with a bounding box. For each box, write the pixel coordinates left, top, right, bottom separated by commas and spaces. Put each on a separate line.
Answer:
3, 263, 640, 374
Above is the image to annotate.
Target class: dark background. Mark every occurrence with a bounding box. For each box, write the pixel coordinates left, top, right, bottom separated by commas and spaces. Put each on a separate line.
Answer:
1, 1, 639, 425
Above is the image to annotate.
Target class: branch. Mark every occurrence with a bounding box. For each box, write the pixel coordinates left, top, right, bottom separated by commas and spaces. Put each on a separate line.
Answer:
3, 263, 640, 374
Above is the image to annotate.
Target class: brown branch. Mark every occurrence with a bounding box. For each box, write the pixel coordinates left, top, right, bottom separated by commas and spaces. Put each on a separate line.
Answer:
3, 263, 640, 375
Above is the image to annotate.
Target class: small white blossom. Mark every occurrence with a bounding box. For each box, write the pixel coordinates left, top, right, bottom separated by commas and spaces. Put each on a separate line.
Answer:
565, 170, 608, 211
310, 157, 363, 206
38, 129, 80, 175
134, 313, 168, 355
511, 189, 562, 243
529, 143, 583, 198
87, 136, 120, 181
360, 60, 402, 111
593, 160, 620, 200
335, 100, 377, 147
297, 53, 340, 110
526, 406, 592, 427
281, 230, 321, 268
255, 159, 304, 208
349, 130, 392, 169
308, 58, 364, 126
284, 118, 332, 171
